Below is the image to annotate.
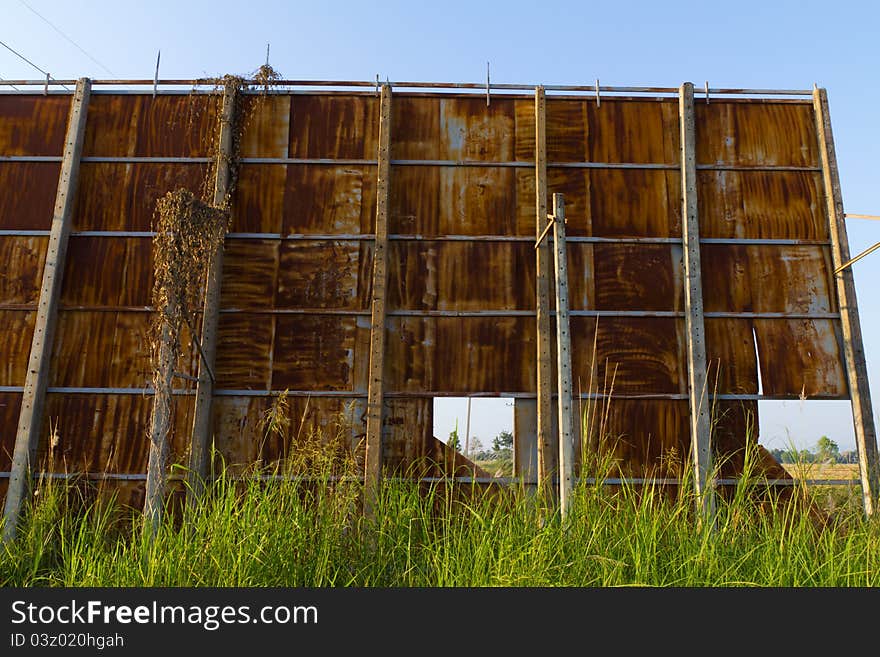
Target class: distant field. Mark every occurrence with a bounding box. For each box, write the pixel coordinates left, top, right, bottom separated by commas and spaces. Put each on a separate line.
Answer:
782, 463, 860, 482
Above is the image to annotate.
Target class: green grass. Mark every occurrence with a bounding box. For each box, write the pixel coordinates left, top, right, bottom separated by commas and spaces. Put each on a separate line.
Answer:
2, 457, 879, 587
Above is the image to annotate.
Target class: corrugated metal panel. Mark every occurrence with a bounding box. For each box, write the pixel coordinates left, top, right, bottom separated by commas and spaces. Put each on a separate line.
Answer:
0, 392, 22, 469
705, 319, 759, 394
231, 164, 285, 233
61, 237, 152, 307
239, 96, 290, 158
271, 315, 358, 391
285, 165, 376, 234
290, 95, 380, 159
593, 244, 683, 311
0, 95, 69, 155
277, 240, 367, 309
0, 163, 60, 230
216, 314, 274, 390
586, 100, 680, 164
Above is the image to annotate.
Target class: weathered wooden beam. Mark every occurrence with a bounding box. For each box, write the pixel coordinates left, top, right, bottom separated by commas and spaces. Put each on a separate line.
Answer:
185, 83, 238, 509
679, 82, 716, 525
551, 194, 575, 517
813, 87, 880, 516
2, 78, 91, 543
364, 84, 392, 514
534, 86, 555, 497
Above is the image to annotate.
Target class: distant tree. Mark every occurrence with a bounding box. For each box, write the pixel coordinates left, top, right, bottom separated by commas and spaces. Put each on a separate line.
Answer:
492, 430, 513, 453
448, 420, 461, 453
468, 437, 485, 460
815, 436, 841, 464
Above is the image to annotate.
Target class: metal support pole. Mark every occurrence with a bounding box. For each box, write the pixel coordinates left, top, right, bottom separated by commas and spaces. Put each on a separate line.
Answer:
679, 82, 716, 527
551, 194, 575, 517
2, 78, 91, 543
185, 82, 238, 510
813, 87, 879, 516
364, 84, 392, 515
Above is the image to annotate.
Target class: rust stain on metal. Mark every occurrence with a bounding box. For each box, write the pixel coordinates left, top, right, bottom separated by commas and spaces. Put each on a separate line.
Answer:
386, 317, 535, 393
61, 237, 152, 307
0, 163, 60, 229
695, 102, 819, 167
0, 95, 69, 155
277, 240, 363, 309
0, 393, 23, 469
754, 318, 847, 397
0, 311, 35, 386
593, 244, 681, 311
705, 319, 759, 394
215, 314, 274, 390
290, 95, 380, 159
271, 315, 356, 390
284, 165, 375, 235
0, 236, 47, 304
587, 100, 680, 164
570, 317, 686, 395
702, 244, 835, 313
239, 96, 290, 158
388, 241, 534, 311
74, 163, 209, 231
231, 165, 285, 233
84, 94, 221, 157
698, 171, 827, 239
220, 239, 280, 308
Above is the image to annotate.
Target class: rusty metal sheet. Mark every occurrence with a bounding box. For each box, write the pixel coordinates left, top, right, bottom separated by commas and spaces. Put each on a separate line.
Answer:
284, 165, 375, 235
579, 399, 690, 477
754, 318, 847, 397
705, 319, 759, 394
36, 394, 193, 473
695, 101, 819, 167
0, 162, 60, 230
385, 317, 535, 393
215, 314, 274, 390
698, 170, 828, 240
701, 244, 835, 313
0, 95, 69, 155
74, 163, 209, 231
83, 94, 221, 157
711, 400, 760, 478
220, 239, 280, 308
391, 165, 516, 236
231, 164, 285, 233
0, 311, 34, 386
587, 100, 680, 164
381, 398, 432, 474
210, 395, 365, 468
49, 311, 197, 387
513, 98, 535, 161
61, 237, 152, 307
570, 317, 686, 395
0, 392, 22, 469
387, 241, 534, 311
277, 240, 367, 309
290, 95, 379, 159
392, 96, 516, 161
0, 236, 47, 304
593, 244, 682, 311
547, 99, 589, 162
271, 315, 357, 390
239, 95, 290, 158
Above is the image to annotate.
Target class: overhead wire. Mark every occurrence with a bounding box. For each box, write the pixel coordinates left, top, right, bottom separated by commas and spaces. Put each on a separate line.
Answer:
17, 0, 116, 76
0, 71, 20, 90
0, 37, 70, 90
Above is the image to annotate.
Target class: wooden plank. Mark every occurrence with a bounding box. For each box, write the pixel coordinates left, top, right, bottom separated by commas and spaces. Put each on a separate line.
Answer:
551, 194, 575, 517
186, 83, 238, 507
813, 87, 880, 516
364, 84, 392, 513
2, 78, 91, 543
679, 82, 715, 525
534, 86, 555, 496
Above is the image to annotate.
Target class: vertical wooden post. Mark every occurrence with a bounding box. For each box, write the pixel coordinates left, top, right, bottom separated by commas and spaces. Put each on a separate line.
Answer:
679, 82, 715, 525
186, 83, 237, 509
551, 194, 575, 517
2, 78, 91, 543
144, 313, 176, 535
364, 84, 392, 514
534, 86, 555, 497
813, 87, 879, 516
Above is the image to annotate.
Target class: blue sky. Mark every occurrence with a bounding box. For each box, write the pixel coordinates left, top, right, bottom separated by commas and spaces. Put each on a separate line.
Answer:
3, 0, 879, 452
